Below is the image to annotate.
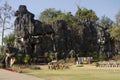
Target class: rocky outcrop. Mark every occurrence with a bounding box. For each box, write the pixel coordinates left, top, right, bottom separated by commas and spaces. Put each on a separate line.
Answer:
14, 5, 116, 62
14, 5, 54, 57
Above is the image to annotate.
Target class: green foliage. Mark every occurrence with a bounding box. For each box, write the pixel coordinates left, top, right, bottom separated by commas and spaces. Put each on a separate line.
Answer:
39, 8, 76, 24
96, 62, 99, 67
49, 52, 55, 61
0, 52, 4, 59
15, 54, 30, 64
3, 33, 15, 46
110, 25, 120, 40
23, 54, 30, 64
15, 53, 22, 64
39, 8, 64, 24
0, 46, 5, 54
110, 11, 120, 40
99, 15, 113, 28
1, 33, 14, 54
75, 7, 98, 23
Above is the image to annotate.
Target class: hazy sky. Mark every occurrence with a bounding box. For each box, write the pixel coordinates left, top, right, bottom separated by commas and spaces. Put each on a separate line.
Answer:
0, 0, 120, 45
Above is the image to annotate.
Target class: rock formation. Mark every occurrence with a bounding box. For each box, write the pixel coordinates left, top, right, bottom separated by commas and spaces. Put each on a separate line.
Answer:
14, 5, 54, 58
13, 5, 116, 62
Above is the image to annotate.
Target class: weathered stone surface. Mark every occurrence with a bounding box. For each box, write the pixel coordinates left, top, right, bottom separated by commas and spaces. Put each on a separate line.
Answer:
14, 5, 54, 59
52, 20, 68, 52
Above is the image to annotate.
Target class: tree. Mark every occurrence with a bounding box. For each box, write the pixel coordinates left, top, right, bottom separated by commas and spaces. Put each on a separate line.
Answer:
110, 11, 120, 40
110, 25, 120, 40
99, 15, 113, 29
116, 11, 120, 26
39, 8, 64, 24
109, 11, 120, 55
75, 6, 98, 23
0, 2, 14, 46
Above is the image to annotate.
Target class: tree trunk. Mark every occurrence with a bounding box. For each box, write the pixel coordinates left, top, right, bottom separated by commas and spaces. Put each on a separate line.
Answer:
1, 19, 5, 54
2, 26, 4, 47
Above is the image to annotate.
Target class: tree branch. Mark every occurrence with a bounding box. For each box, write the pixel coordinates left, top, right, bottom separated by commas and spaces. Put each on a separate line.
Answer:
4, 27, 13, 30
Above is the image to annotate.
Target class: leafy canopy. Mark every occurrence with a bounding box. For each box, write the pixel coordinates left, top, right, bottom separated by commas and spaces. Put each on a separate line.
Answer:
110, 11, 120, 40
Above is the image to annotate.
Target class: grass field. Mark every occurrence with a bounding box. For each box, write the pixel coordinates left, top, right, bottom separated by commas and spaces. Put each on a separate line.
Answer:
21, 64, 120, 80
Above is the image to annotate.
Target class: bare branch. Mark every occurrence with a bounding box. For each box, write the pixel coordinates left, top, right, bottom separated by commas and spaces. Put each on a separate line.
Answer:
4, 24, 14, 30
4, 27, 13, 30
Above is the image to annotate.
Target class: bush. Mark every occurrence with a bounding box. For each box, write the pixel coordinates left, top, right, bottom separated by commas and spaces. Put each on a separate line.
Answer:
15, 53, 30, 64
23, 54, 30, 64
0, 53, 4, 59
96, 62, 99, 67
15, 53, 22, 64
0, 46, 5, 54
49, 52, 55, 61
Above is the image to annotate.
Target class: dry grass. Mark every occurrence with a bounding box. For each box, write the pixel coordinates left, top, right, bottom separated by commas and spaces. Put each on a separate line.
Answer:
21, 64, 120, 80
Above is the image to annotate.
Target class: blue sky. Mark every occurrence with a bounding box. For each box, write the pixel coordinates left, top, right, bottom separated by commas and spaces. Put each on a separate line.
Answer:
0, 0, 120, 45
0, 0, 120, 21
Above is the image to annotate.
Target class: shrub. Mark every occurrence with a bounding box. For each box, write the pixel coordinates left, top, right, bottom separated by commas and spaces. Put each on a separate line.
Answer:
0, 46, 5, 54
23, 54, 30, 64
96, 62, 99, 67
49, 52, 55, 61
15, 53, 22, 64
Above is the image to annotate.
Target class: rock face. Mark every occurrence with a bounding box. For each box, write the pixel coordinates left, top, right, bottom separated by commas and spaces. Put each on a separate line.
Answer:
14, 5, 116, 62
52, 20, 69, 53
14, 5, 54, 57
